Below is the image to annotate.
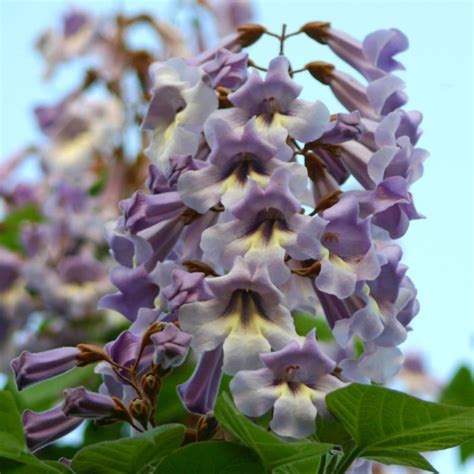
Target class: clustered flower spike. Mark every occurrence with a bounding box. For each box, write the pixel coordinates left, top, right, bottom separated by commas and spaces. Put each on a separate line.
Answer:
10, 18, 428, 452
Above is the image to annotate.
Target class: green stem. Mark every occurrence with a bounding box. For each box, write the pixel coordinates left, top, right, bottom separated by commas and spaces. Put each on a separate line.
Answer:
333, 446, 361, 474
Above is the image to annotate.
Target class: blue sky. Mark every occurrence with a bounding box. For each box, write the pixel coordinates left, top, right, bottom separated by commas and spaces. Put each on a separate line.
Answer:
1, 1, 473, 471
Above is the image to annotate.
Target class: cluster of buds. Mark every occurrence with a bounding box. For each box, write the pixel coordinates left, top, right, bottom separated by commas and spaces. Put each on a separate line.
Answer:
11, 16, 427, 451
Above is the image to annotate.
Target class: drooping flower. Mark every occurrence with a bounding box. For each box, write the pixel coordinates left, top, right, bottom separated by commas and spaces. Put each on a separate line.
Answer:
301, 22, 408, 81
178, 117, 307, 213
142, 58, 218, 171
179, 257, 298, 374
231, 330, 344, 438
11, 347, 81, 391
213, 56, 330, 158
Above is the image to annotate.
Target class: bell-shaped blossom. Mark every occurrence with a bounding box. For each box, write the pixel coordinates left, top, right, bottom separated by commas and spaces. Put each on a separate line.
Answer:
339, 344, 404, 384
142, 58, 218, 171
302, 22, 408, 81
63, 386, 119, 419
297, 197, 381, 298
178, 346, 224, 414
307, 62, 407, 120
214, 56, 329, 157
231, 331, 344, 438
348, 177, 423, 238
11, 347, 80, 391
200, 168, 309, 283
179, 257, 298, 375
98, 265, 159, 322
178, 118, 307, 213
160, 268, 214, 319
202, 49, 248, 90
317, 244, 418, 350
151, 323, 193, 369
23, 406, 83, 452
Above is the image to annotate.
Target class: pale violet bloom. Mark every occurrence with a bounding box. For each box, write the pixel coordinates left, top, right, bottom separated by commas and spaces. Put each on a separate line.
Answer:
200, 168, 310, 284
178, 117, 308, 213
211, 56, 330, 159
231, 330, 344, 438
297, 197, 381, 298
142, 58, 218, 171
179, 257, 298, 375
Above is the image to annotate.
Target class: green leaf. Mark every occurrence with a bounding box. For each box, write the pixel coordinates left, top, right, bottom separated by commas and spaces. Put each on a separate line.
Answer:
326, 383, 474, 453
364, 450, 437, 472
313, 415, 352, 446
156, 441, 264, 473
71, 424, 185, 474
215, 393, 331, 473
440, 365, 474, 407
0, 204, 43, 253
439, 365, 474, 464
293, 312, 334, 342
0, 390, 25, 448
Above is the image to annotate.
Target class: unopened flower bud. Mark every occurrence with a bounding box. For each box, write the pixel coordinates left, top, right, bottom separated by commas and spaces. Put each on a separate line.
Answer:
237, 23, 266, 47
305, 61, 335, 84
300, 21, 331, 43
141, 372, 161, 400
11, 347, 80, 391
129, 398, 151, 427
62, 386, 119, 419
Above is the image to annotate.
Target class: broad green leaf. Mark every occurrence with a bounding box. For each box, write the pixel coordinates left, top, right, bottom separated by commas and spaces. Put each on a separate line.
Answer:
313, 415, 352, 446
440, 365, 474, 407
215, 393, 331, 472
71, 424, 185, 474
364, 450, 437, 472
439, 365, 474, 464
0, 390, 25, 448
326, 383, 474, 453
156, 441, 264, 473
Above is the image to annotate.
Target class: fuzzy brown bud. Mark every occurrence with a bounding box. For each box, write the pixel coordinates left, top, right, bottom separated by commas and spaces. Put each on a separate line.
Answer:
300, 21, 331, 44
129, 398, 151, 427
305, 61, 335, 85
237, 24, 267, 47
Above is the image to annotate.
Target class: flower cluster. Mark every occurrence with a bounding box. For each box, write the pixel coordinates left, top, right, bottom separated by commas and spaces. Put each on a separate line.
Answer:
10, 19, 427, 454
1, 3, 254, 365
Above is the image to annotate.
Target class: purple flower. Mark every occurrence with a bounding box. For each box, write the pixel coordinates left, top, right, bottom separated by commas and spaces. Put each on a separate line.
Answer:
302, 22, 408, 81
200, 168, 309, 284
98, 265, 159, 322
160, 269, 214, 318
307, 62, 407, 120
11, 347, 80, 391
142, 58, 218, 171
151, 323, 193, 369
178, 346, 224, 414
214, 56, 329, 155
297, 197, 381, 298
179, 257, 298, 374
203, 49, 248, 90
23, 406, 83, 452
178, 118, 307, 213
349, 177, 423, 238
62, 386, 118, 419
231, 331, 344, 438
